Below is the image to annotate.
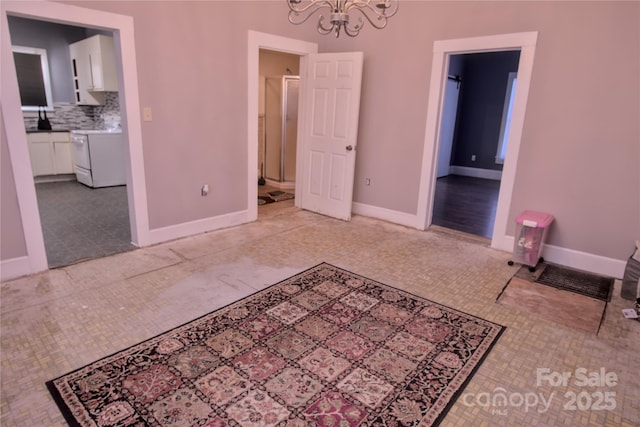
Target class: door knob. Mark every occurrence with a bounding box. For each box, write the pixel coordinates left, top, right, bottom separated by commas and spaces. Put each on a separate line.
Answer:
346, 145, 353, 151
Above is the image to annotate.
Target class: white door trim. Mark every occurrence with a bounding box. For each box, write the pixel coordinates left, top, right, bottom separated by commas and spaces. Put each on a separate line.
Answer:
1, 1, 149, 278
247, 31, 318, 221
436, 78, 460, 178
416, 32, 538, 251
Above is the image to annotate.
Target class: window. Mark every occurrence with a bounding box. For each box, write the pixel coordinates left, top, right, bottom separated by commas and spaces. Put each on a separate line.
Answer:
496, 72, 517, 164
12, 46, 53, 111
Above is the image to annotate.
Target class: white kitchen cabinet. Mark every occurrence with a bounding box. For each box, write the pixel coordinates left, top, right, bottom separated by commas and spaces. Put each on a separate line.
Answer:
28, 133, 55, 176
52, 134, 74, 174
69, 35, 118, 105
27, 132, 74, 176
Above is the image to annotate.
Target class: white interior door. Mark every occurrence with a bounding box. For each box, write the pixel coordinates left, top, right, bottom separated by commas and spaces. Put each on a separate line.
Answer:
296, 52, 363, 221
436, 79, 460, 178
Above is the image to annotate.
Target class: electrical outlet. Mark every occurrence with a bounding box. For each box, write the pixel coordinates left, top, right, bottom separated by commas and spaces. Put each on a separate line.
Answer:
201, 184, 209, 196
365, 178, 371, 186
143, 107, 153, 122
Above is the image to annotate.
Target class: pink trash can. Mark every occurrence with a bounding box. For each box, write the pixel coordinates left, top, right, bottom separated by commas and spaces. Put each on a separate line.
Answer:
508, 210, 554, 272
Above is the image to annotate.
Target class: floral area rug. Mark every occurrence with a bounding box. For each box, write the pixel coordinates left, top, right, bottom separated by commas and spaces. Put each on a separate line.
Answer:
47, 263, 504, 426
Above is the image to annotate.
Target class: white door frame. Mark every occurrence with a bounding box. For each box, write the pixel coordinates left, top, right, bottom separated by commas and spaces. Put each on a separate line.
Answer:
416, 32, 538, 251
247, 31, 318, 221
1, 1, 149, 278
436, 78, 460, 178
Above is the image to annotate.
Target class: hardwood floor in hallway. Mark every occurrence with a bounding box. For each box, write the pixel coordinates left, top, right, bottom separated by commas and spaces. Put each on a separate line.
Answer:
432, 174, 501, 238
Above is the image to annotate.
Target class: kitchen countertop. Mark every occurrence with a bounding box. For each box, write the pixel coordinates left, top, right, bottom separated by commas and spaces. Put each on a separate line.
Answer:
27, 128, 122, 134
26, 129, 71, 133
72, 129, 122, 134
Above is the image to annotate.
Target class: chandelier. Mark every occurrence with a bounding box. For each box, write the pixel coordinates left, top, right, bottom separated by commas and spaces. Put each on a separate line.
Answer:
286, 0, 399, 38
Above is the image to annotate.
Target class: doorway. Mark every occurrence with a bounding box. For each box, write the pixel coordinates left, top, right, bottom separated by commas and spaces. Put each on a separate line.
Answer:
249, 33, 363, 223
247, 32, 318, 222
2, 1, 149, 277
432, 51, 520, 239
417, 32, 538, 252
257, 49, 301, 208
7, 16, 134, 268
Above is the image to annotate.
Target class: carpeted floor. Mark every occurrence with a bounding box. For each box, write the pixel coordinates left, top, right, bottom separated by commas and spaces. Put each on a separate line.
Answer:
47, 263, 504, 426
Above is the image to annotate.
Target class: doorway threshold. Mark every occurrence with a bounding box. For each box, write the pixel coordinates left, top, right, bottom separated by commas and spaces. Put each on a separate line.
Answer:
428, 225, 491, 246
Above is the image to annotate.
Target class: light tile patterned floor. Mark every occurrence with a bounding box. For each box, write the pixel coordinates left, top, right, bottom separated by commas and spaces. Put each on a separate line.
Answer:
1, 201, 639, 426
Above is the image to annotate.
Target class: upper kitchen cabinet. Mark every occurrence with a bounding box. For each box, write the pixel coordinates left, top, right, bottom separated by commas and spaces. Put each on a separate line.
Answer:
69, 35, 118, 105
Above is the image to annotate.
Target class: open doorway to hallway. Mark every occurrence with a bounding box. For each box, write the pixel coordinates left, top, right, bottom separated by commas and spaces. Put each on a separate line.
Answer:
432, 51, 520, 238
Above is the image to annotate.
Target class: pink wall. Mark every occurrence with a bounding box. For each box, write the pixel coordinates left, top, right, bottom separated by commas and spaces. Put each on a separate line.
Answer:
504, 2, 639, 258
2, 1, 638, 268
317, 1, 640, 259
1, 110, 28, 259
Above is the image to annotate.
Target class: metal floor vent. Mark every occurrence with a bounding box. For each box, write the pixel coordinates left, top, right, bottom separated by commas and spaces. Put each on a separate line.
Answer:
535, 264, 614, 302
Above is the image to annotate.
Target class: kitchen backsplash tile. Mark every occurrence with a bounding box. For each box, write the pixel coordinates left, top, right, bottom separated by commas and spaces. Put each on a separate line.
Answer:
23, 92, 120, 132
94, 93, 122, 131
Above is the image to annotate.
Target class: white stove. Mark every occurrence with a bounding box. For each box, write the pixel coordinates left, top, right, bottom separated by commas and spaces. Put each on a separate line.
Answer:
71, 130, 126, 188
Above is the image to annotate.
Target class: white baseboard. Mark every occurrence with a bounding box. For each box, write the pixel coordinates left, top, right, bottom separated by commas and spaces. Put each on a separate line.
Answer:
497, 235, 626, 279
1, 210, 253, 282
449, 165, 502, 181
352, 202, 421, 229
147, 210, 252, 246
4, 204, 625, 283
354, 202, 626, 279
0, 256, 34, 282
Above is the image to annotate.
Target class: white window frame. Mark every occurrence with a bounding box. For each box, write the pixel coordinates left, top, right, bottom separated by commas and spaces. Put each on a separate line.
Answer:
12, 45, 54, 112
496, 72, 518, 164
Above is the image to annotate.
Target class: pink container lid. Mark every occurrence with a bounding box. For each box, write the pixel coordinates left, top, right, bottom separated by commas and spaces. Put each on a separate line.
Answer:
515, 210, 554, 228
